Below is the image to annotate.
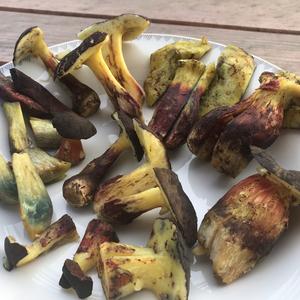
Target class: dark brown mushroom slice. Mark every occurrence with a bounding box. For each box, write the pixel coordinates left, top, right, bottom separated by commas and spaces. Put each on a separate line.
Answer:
62, 259, 93, 299
153, 168, 197, 247
10, 68, 96, 140
0, 72, 50, 117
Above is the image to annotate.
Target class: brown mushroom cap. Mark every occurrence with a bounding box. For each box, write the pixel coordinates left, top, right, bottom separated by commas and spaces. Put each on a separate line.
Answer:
78, 14, 150, 41
112, 110, 144, 161
55, 31, 108, 79
153, 168, 198, 247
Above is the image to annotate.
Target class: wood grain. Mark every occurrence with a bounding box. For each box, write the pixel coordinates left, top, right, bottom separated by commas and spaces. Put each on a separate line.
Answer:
1, 0, 300, 33
0, 11, 299, 72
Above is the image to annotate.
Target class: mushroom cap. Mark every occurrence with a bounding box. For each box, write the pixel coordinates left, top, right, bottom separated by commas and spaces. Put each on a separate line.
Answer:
78, 14, 150, 41
251, 146, 300, 201
55, 31, 108, 79
112, 111, 144, 161
13, 26, 44, 65
153, 168, 198, 247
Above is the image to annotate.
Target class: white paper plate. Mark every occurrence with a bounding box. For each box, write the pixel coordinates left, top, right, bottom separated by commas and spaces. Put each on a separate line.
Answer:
1, 33, 300, 300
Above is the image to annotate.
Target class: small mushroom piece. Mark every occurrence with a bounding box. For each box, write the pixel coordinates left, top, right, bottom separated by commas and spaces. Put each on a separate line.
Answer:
95, 168, 197, 247
98, 218, 190, 300
55, 138, 85, 166
63, 110, 143, 207
2, 102, 29, 153
55, 32, 141, 119
144, 37, 211, 106
12, 152, 53, 240
0, 73, 50, 117
3, 214, 79, 271
199, 45, 256, 116
13, 26, 100, 117
26, 147, 71, 184
29, 117, 62, 150
164, 63, 216, 149
78, 14, 150, 105
59, 219, 119, 298
0, 154, 18, 204
148, 59, 206, 140
94, 120, 169, 213
10, 68, 97, 140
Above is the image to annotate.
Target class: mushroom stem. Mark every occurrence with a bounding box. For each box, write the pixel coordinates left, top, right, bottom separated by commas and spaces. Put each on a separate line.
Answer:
63, 133, 129, 207
3, 214, 78, 271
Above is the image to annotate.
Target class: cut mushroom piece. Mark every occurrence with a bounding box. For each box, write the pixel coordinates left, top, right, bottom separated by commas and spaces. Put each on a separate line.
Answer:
193, 147, 300, 284
26, 147, 71, 184
10, 68, 96, 140
148, 59, 206, 140
3, 101, 29, 153
0, 73, 50, 117
164, 63, 216, 149
78, 14, 150, 105
95, 168, 197, 247
55, 32, 141, 119
0, 154, 18, 204
144, 37, 211, 106
199, 45, 256, 116
12, 152, 53, 240
3, 214, 79, 271
98, 218, 190, 300
13, 26, 100, 117
29, 117, 62, 150
63, 110, 143, 207
59, 219, 119, 298
94, 120, 169, 212
55, 138, 85, 166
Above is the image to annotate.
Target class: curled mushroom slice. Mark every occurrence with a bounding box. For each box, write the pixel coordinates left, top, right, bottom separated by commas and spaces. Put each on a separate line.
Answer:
98, 218, 190, 300
10, 68, 96, 140
3, 214, 79, 271
55, 32, 141, 119
59, 219, 119, 299
78, 14, 150, 105
13, 26, 100, 117
63, 110, 143, 207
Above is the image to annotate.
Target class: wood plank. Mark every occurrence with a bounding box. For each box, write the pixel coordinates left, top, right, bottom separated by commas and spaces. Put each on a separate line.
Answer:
0, 11, 299, 73
1, 0, 300, 33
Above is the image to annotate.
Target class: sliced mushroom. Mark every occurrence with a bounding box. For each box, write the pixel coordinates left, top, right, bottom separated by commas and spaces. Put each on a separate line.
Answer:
2, 102, 30, 153
3, 214, 79, 271
0, 154, 18, 204
10, 68, 96, 140
13, 26, 100, 117
12, 152, 53, 240
55, 32, 141, 119
63, 110, 143, 207
29, 117, 62, 150
0, 73, 50, 117
98, 218, 190, 300
78, 14, 150, 105
94, 120, 170, 212
59, 219, 119, 298
148, 59, 206, 140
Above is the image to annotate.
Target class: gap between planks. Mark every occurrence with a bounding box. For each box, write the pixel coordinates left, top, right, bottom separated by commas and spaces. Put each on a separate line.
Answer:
0, 6, 299, 36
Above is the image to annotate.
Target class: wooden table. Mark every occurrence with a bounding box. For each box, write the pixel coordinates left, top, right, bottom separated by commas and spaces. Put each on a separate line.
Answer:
0, 1, 299, 72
